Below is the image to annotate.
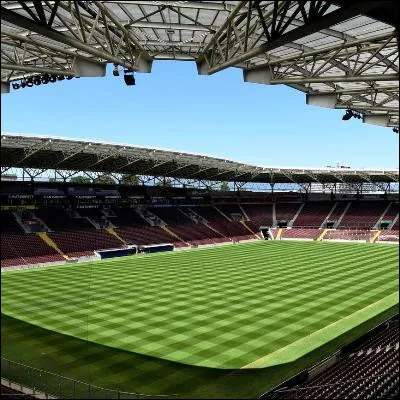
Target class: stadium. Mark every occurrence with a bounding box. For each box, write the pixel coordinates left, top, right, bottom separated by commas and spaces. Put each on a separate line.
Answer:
1, 1, 399, 400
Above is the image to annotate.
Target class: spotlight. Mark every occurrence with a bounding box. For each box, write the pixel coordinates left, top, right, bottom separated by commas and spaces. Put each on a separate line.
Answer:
342, 110, 352, 121
393, 127, 399, 133
113, 64, 119, 76
20, 79, 27, 88
57, 75, 65, 81
33, 76, 41, 85
12, 82, 20, 90
123, 69, 135, 86
41, 74, 50, 84
49, 74, 57, 83
66, 75, 73, 80
26, 77, 33, 87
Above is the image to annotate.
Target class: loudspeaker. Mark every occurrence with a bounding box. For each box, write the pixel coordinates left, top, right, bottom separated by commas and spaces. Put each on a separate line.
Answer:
124, 73, 135, 86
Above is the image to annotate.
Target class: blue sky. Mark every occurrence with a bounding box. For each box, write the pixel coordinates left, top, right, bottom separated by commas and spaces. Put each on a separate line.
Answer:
1, 61, 398, 169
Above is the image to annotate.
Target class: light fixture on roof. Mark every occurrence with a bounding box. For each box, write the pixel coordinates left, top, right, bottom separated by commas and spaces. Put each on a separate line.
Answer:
123, 69, 135, 86
57, 75, 65, 81
12, 82, 20, 90
41, 74, 50, 84
113, 63, 119, 77
393, 127, 399, 133
33, 76, 41, 86
49, 74, 57, 83
342, 109, 352, 120
20, 79, 26, 88
26, 77, 33, 87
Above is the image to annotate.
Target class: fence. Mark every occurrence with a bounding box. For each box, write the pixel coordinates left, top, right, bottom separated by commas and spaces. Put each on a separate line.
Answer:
1, 357, 175, 399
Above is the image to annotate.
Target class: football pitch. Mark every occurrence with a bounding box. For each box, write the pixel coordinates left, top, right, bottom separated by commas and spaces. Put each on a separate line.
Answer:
1, 241, 399, 398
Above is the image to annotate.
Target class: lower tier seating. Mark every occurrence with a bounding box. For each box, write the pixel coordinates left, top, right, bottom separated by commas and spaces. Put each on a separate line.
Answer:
378, 230, 399, 242
266, 319, 399, 400
48, 230, 122, 258
281, 228, 321, 240
324, 229, 373, 241
1, 234, 64, 267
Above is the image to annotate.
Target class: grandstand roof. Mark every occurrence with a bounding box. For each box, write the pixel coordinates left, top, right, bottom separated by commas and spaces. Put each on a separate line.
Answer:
1, 1, 399, 128
1, 133, 398, 184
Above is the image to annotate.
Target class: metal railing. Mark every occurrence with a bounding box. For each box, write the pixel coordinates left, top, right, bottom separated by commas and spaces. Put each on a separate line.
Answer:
1, 357, 175, 399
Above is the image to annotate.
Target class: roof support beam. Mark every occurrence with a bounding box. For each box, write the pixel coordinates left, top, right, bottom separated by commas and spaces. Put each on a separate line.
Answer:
0, 6, 139, 72
1, 63, 75, 76
203, 1, 381, 75
269, 73, 399, 84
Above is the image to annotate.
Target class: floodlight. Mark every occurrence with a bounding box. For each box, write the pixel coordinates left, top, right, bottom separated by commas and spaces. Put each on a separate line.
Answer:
66, 75, 73, 80
342, 110, 352, 121
57, 75, 65, 81
33, 76, 41, 85
49, 75, 57, 83
393, 127, 399, 133
113, 64, 119, 76
123, 69, 135, 86
20, 79, 26, 88
12, 82, 20, 90
26, 77, 33, 87
41, 74, 50, 84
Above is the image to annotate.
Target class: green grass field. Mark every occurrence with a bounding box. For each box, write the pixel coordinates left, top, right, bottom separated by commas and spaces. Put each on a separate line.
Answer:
1, 241, 399, 398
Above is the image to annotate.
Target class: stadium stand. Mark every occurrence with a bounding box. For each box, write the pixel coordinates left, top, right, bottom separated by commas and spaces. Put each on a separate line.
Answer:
378, 230, 399, 243
1, 233, 64, 267
241, 204, 273, 229
191, 206, 250, 237
35, 208, 94, 231
262, 317, 399, 400
48, 230, 122, 258
275, 203, 301, 225
293, 202, 335, 228
324, 229, 373, 242
338, 201, 388, 230
1, 198, 399, 268
281, 228, 321, 240
1, 210, 25, 234
323, 202, 348, 227
1, 385, 37, 399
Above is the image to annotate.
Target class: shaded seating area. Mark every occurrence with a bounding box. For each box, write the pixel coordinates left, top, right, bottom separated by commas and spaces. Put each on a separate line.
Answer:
264, 319, 399, 400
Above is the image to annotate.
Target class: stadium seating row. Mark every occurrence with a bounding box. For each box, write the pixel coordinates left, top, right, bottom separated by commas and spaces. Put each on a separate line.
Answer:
1, 201, 398, 267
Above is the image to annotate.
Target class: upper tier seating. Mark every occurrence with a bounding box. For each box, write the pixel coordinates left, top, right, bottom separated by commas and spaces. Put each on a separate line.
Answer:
293, 202, 334, 228
381, 202, 399, 225
338, 201, 388, 230
241, 204, 273, 228
0, 211, 24, 234
275, 203, 301, 223
111, 207, 148, 226
325, 201, 347, 224
36, 208, 93, 231
149, 207, 223, 242
216, 204, 243, 220
149, 207, 191, 225
191, 206, 250, 237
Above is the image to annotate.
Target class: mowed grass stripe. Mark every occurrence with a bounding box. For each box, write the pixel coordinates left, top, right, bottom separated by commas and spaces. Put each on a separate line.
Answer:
2, 241, 398, 369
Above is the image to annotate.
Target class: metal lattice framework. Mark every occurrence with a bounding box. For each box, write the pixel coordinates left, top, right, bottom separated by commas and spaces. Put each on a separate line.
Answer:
1, 1, 399, 127
1, 133, 399, 192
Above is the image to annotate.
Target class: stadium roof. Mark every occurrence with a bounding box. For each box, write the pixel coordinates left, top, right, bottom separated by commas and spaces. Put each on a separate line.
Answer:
1, 1, 399, 128
1, 132, 398, 185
